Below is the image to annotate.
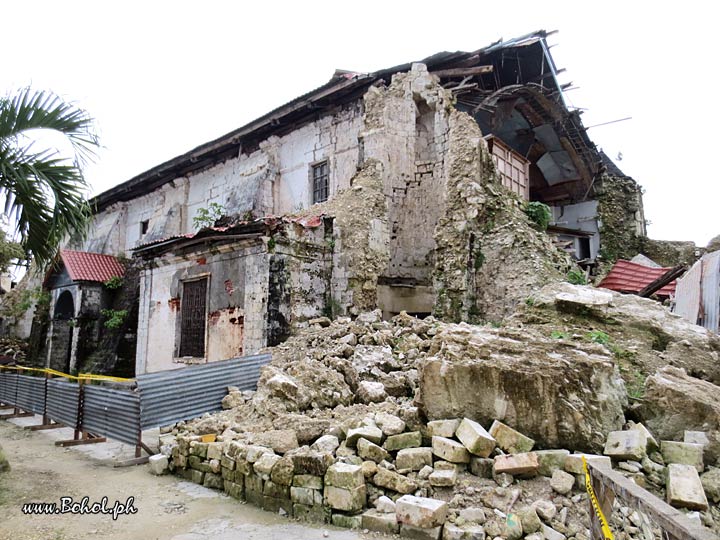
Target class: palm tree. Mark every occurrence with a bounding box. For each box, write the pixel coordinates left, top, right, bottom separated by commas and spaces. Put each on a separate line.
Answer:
0, 88, 99, 268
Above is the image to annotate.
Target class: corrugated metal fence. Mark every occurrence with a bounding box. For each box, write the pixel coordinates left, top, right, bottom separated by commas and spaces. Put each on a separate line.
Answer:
137, 354, 270, 430
0, 353, 271, 450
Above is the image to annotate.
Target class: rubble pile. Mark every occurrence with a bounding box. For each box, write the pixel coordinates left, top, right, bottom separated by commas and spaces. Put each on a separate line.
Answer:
157, 411, 720, 539
151, 283, 720, 537
0, 337, 28, 364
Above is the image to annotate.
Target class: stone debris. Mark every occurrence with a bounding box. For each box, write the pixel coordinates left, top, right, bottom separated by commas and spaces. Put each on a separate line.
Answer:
148, 454, 169, 476
666, 463, 709, 511
396, 495, 448, 528
153, 302, 720, 536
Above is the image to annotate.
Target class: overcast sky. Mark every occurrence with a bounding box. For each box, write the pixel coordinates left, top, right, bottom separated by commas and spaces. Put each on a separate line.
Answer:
1, 1, 716, 246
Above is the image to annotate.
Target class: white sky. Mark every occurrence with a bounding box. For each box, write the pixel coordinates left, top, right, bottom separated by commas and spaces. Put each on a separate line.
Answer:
1, 1, 716, 246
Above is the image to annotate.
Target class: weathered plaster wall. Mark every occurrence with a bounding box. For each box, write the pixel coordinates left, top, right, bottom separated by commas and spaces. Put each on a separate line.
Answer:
81, 105, 363, 259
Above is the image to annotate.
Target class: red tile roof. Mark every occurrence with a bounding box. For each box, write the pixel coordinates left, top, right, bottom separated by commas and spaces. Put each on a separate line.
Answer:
60, 250, 125, 283
598, 259, 677, 297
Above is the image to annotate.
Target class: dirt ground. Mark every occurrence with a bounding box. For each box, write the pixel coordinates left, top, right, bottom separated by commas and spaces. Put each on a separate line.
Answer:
0, 415, 363, 540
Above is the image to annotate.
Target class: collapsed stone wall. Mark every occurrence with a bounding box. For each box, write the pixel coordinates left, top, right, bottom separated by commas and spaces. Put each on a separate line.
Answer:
433, 110, 574, 323
640, 237, 702, 268
594, 174, 646, 264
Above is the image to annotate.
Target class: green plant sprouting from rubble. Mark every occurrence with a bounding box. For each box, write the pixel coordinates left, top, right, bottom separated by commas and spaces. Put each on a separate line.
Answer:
566, 269, 588, 285
101, 308, 128, 329
586, 330, 610, 345
193, 202, 225, 230
523, 201, 552, 231
103, 276, 124, 290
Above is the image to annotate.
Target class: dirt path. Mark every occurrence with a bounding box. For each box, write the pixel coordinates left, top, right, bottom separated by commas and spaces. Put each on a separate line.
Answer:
0, 416, 363, 540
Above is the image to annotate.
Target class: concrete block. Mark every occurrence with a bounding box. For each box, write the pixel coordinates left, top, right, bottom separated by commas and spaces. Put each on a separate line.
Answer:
432, 436, 470, 463
396, 494, 448, 528
362, 509, 400, 534
488, 420, 534, 453
666, 463, 708, 511
493, 453, 538, 476
535, 449, 570, 477
396, 447, 433, 471
455, 419, 496, 457
604, 430, 647, 461
661, 441, 704, 472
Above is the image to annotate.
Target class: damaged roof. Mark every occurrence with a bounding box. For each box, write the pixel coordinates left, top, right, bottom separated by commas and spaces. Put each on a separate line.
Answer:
91, 30, 600, 211
598, 259, 677, 298
58, 250, 126, 283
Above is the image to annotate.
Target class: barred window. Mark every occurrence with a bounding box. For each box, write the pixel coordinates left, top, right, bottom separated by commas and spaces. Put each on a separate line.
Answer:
312, 161, 329, 204
179, 278, 208, 357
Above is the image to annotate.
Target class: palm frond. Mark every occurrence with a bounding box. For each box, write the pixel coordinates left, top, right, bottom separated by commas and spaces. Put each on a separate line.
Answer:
0, 88, 99, 164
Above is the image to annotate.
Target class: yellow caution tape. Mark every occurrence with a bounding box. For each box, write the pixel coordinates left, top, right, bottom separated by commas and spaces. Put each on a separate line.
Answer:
582, 456, 615, 540
0, 364, 133, 383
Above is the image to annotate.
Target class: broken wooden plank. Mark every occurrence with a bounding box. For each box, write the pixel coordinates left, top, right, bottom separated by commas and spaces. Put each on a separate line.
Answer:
588, 462, 718, 540
638, 265, 686, 298
25, 422, 63, 431
431, 66, 493, 78
114, 456, 150, 468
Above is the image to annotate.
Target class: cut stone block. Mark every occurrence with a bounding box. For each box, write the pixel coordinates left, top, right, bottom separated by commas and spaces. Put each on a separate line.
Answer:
400, 524, 443, 540
346, 425, 383, 447
311, 434, 340, 454
262, 495, 292, 515
362, 509, 401, 534
396, 447, 433, 471
661, 441, 704, 472
666, 463, 708, 511
493, 453, 538, 476
325, 463, 365, 490
631, 423, 659, 453
293, 474, 323, 489
203, 472, 223, 490
563, 454, 611, 475
469, 457, 493, 478
293, 503, 330, 523
290, 449, 334, 476
263, 480, 290, 499
253, 453, 282, 477
220, 455, 236, 470
375, 495, 396, 513
550, 470, 575, 495
684, 431, 710, 447
291, 487, 317, 506
373, 467, 417, 494
427, 419, 461, 438
455, 418, 496, 457
375, 412, 406, 436
442, 523, 486, 540
535, 449, 569, 477
384, 431, 423, 451
396, 494, 448, 528
148, 454, 169, 476
331, 513, 362, 529
324, 484, 367, 512
488, 420, 534, 454
603, 430, 647, 461
358, 437, 390, 463
429, 468, 457, 487
432, 436, 470, 463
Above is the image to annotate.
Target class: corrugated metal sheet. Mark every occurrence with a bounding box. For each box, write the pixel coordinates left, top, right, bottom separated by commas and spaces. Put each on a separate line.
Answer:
137, 354, 270, 429
82, 385, 141, 446
46, 379, 80, 428
0, 372, 18, 405
674, 251, 720, 334
701, 252, 720, 333
15, 375, 46, 415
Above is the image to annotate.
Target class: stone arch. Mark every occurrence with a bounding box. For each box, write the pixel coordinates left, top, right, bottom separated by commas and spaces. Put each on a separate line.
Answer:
50, 290, 75, 373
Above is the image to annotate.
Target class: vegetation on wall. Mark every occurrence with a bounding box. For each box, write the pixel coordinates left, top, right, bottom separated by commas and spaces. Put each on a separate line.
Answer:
523, 201, 552, 231
103, 276, 124, 290
193, 202, 225, 230
100, 308, 127, 329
